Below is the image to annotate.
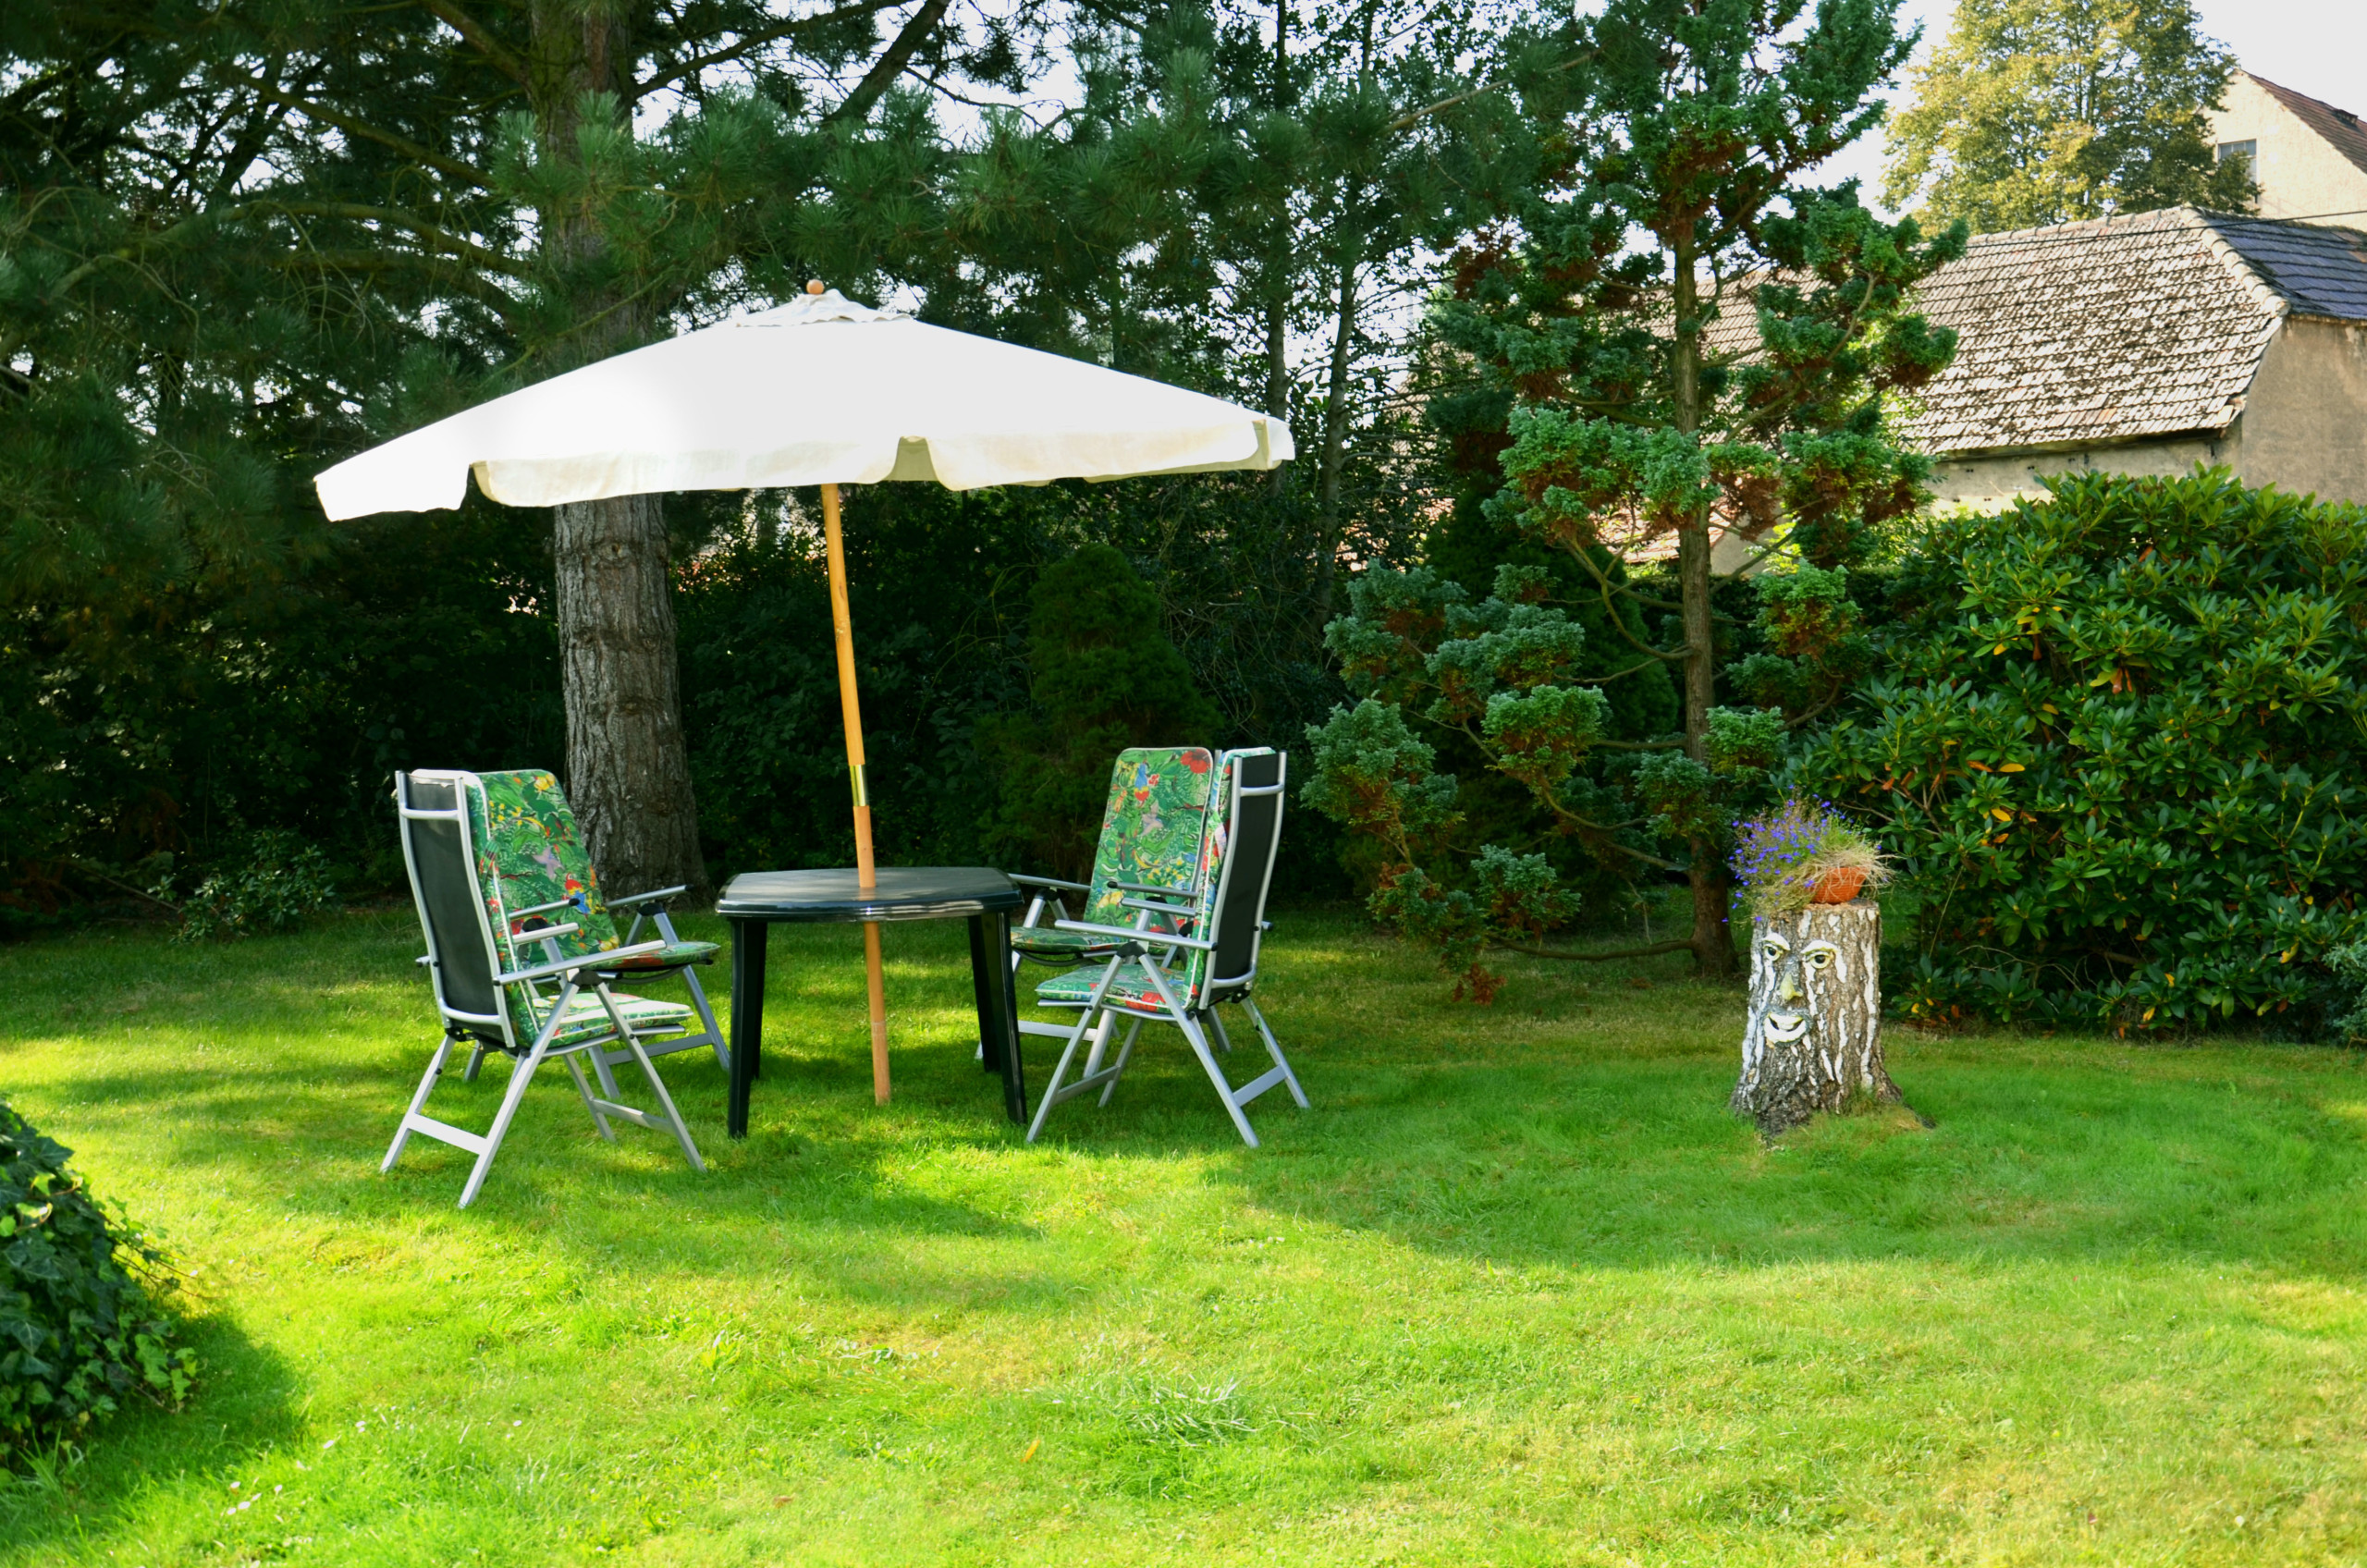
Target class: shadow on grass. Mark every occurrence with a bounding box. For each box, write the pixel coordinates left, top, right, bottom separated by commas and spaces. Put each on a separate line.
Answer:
0, 1305, 300, 1558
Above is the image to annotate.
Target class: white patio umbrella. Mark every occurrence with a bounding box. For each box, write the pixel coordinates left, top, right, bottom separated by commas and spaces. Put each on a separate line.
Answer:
316, 283, 1294, 1104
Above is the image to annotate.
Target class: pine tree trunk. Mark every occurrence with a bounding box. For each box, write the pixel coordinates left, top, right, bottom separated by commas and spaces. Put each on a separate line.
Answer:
1732, 900, 1901, 1134
527, 0, 707, 900
553, 493, 707, 900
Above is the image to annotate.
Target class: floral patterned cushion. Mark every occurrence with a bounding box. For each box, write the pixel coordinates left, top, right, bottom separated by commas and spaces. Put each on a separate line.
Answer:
513, 988, 694, 1047
461, 770, 625, 974
1079, 748, 1215, 926
1035, 959, 1201, 1016
1011, 748, 1214, 969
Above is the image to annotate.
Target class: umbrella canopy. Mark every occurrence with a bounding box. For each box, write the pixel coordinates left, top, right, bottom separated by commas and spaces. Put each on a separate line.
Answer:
314, 290, 1291, 520
318, 286, 1293, 1113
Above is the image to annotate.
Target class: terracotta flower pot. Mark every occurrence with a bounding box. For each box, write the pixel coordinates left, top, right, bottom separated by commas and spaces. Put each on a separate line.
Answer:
1810, 866, 1867, 904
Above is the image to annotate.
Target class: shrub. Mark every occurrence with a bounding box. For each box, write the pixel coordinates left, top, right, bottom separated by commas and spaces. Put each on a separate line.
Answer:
0, 1098, 196, 1462
1797, 470, 2367, 1031
980, 544, 1220, 882
171, 830, 337, 942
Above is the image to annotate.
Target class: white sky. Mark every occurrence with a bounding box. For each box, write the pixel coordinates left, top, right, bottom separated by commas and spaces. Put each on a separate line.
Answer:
1817, 0, 2367, 212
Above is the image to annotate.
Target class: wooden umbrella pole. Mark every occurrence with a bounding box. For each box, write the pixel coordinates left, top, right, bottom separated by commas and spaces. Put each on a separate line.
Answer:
819, 481, 891, 1104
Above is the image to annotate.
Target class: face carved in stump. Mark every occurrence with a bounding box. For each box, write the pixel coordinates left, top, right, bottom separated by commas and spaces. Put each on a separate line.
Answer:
1752, 927, 1840, 1047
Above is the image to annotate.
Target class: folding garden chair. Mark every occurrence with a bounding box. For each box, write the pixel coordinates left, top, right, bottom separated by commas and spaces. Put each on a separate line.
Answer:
1023, 748, 1306, 1147
1007, 746, 1216, 974
445, 773, 727, 1088
1002, 746, 1216, 1069
388, 769, 707, 1208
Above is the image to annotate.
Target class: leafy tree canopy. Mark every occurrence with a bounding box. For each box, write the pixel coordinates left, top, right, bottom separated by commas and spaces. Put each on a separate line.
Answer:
1881, 0, 2255, 230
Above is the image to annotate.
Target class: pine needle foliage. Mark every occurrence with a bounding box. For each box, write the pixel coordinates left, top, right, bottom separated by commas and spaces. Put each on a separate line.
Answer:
1312, 0, 1963, 990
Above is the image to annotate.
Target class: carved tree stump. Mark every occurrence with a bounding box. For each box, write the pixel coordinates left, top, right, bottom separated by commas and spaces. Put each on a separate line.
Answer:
1732, 900, 1903, 1135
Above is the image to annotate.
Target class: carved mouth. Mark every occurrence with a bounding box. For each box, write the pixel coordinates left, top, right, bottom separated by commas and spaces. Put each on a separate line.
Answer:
1764, 1011, 1808, 1043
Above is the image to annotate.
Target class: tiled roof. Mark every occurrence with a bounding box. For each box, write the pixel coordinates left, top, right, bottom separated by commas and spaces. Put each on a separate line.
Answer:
1883, 207, 2367, 457
2247, 72, 2367, 190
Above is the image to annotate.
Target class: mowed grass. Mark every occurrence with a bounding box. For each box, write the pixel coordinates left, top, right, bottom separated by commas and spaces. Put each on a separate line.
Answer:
4, 906, 2367, 1566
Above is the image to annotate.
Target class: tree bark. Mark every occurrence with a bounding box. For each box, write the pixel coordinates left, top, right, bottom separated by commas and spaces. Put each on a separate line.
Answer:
1732, 900, 1903, 1134
554, 493, 706, 900
527, 0, 708, 899
1311, 231, 1361, 626
1670, 238, 1735, 977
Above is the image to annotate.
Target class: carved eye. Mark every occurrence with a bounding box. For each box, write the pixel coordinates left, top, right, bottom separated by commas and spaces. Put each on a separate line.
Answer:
1762, 941, 1785, 961
1807, 949, 1835, 970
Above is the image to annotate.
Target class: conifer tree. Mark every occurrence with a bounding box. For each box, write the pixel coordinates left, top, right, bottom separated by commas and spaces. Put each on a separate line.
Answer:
2, 1, 1047, 898
1310, 0, 1965, 987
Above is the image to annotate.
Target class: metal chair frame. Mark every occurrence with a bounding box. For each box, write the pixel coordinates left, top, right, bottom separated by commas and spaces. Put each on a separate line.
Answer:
391, 771, 705, 1208
1024, 751, 1306, 1147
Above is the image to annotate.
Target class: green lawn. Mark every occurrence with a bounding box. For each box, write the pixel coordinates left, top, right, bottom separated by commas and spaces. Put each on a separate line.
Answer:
4, 907, 2366, 1566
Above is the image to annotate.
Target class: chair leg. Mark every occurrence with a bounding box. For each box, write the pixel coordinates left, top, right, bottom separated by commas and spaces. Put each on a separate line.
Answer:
620, 1032, 705, 1173
1208, 1008, 1234, 1054
462, 1042, 487, 1083
1024, 1009, 1103, 1144
384, 1035, 454, 1172
1097, 1017, 1146, 1107
458, 1036, 550, 1209
1177, 1011, 1260, 1148
564, 1053, 617, 1140
1242, 998, 1310, 1109
654, 911, 731, 1076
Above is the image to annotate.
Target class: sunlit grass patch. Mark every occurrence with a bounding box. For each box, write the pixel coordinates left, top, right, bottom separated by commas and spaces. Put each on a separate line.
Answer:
1, 905, 2364, 1563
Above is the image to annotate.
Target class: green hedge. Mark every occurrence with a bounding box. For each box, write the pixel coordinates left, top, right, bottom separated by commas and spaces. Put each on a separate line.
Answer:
1798, 470, 2367, 1031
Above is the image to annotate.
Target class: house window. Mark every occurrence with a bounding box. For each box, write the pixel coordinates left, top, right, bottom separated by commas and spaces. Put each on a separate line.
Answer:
2216, 139, 2257, 167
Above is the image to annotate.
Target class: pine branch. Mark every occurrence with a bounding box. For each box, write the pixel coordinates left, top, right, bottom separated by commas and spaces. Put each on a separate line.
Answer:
823, 0, 950, 126
264, 87, 492, 187
636, 0, 910, 101
1564, 542, 1688, 662
254, 201, 526, 276
1385, 55, 1584, 133
416, 0, 529, 86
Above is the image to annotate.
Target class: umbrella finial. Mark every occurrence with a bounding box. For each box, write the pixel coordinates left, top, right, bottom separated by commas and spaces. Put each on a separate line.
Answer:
805, 279, 826, 296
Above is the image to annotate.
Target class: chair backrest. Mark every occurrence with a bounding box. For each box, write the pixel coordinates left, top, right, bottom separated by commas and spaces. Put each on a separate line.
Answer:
1079, 747, 1216, 927
458, 769, 628, 974
395, 771, 506, 1026
1181, 748, 1286, 1004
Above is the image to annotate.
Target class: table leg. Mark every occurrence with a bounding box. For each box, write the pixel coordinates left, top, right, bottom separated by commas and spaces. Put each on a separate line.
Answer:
970, 911, 1027, 1125
728, 918, 767, 1139
968, 914, 1001, 1076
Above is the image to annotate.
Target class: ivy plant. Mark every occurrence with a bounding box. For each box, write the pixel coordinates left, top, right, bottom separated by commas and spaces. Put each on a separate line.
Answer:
0, 1098, 197, 1462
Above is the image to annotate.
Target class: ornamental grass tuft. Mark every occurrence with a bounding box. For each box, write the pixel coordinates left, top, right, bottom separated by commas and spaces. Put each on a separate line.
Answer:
1729, 797, 1893, 919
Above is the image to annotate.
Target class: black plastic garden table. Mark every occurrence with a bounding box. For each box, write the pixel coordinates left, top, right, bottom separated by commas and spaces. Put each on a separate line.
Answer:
717, 867, 1028, 1137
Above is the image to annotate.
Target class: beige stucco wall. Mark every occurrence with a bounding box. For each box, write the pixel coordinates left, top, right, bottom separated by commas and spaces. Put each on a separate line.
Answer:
2209, 73, 2367, 226
2234, 314, 2367, 505
1924, 433, 2235, 512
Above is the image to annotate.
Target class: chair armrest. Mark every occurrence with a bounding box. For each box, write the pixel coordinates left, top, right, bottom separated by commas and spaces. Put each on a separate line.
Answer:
509, 896, 582, 920
512, 922, 582, 944
1011, 873, 1092, 893
607, 884, 688, 910
415, 955, 433, 968
1104, 878, 1192, 898
497, 940, 666, 985
1053, 918, 1212, 951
